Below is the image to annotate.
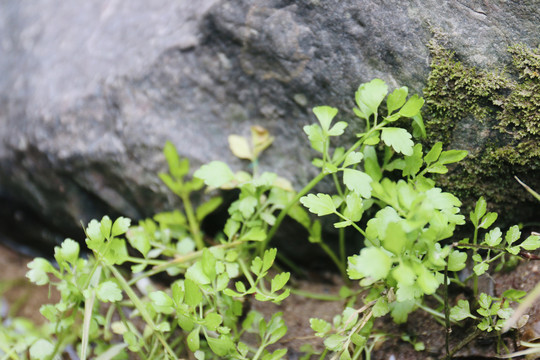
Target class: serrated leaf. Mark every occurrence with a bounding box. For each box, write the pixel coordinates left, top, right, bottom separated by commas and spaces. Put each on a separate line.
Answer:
392, 264, 416, 286
505, 225, 521, 246
427, 164, 448, 174
310, 318, 331, 336
438, 149, 468, 164
373, 297, 390, 317
313, 106, 338, 133
347, 247, 392, 281
228, 135, 253, 160
343, 169, 372, 198
343, 193, 363, 222
381, 128, 413, 156
478, 212, 498, 229
387, 86, 408, 115
163, 141, 189, 178
403, 143, 423, 177
382, 222, 406, 255
328, 121, 348, 136
271, 272, 290, 293
417, 268, 439, 295
87, 219, 105, 244
473, 262, 489, 276
111, 217, 131, 237
398, 94, 424, 117
54, 238, 80, 265
100, 216, 113, 239
238, 227, 266, 242
97, 281, 122, 302
447, 250, 467, 271
472, 197, 487, 225
194, 161, 235, 188
424, 142, 443, 165
450, 300, 476, 321
303, 124, 325, 153
484, 227, 502, 247
343, 151, 364, 167
26, 258, 54, 285
520, 234, 540, 250
126, 227, 150, 257
300, 193, 336, 216
355, 79, 388, 118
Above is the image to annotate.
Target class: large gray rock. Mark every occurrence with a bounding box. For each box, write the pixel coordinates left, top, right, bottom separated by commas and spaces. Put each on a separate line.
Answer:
1, 0, 539, 254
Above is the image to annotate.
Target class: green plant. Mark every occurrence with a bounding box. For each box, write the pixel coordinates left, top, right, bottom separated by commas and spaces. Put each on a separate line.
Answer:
2, 78, 538, 360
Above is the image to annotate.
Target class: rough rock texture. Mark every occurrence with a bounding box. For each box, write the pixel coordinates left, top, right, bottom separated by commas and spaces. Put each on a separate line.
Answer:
0, 0, 539, 254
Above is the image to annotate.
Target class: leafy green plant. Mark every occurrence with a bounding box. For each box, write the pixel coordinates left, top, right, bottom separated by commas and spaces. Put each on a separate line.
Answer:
2, 78, 538, 360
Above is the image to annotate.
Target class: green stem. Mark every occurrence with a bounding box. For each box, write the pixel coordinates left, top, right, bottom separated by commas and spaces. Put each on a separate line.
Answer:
238, 258, 257, 288
289, 288, 345, 301
472, 226, 479, 298
319, 241, 347, 279
180, 193, 205, 250
107, 264, 177, 359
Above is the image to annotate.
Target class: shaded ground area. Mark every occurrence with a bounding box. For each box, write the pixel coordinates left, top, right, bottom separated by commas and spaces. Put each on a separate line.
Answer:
2, 241, 540, 359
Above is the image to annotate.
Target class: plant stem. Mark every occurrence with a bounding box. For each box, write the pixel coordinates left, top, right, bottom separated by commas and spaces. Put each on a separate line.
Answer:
289, 288, 345, 301
180, 193, 205, 250
444, 264, 451, 360
107, 264, 177, 359
319, 241, 347, 279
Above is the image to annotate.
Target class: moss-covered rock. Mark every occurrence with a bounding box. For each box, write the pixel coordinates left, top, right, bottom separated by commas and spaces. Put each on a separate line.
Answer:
423, 42, 540, 224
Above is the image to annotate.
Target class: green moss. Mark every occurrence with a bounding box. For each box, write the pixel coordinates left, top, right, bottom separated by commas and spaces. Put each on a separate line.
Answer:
423, 41, 540, 222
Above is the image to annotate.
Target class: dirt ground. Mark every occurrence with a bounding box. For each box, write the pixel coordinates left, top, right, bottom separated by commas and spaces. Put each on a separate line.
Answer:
2, 241, 540, 359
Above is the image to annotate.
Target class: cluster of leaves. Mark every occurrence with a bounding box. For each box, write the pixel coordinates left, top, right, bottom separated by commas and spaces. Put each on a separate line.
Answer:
3, 78, 539, 360
14, 134, 294, 360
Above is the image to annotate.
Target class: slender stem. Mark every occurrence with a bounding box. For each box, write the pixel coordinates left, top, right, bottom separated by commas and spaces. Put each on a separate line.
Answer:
238, 258, 256, 288
289, 288, 346, 301
319, 241, 347, 279
107, 264, 177, 359
180, 193, 204, 250
472, 226, 479, 298
444, 264, 451, 360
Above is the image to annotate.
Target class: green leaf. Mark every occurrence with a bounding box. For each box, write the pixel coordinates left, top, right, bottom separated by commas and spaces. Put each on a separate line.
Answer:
263, 349, 288, 360
398, 94, 424, 117
392, 264, 416, 286
111, 217, 131, 237
502, 289, 527, 302
194, 161, 235, 188
382, 222, 406, 255
387, 86, 408, 115
390, 300, 415, 324
479, 212, 498, 229
403, 143, 423, 177
520, 234, 540, 250
483, 227, 502, 247
450, 300, 476, 321
381, 128, 414, 156
328, 121, 348, 136
100, 216, 113, 239
343, 151, 363, 167
186, 261, 211, 285
196, 197, 223, 222
412, 113, 426, 139
424, 142, 443, 165
427, 163, 448, 174
271, 272, 290, 293
310, 318, 331, 336
262, 248, 277, 273
149, 291, 174, 314
347, 247, 392, 282
355, 79, 388, 118
97, 281, 122, 303
126, 227, 151, 257
87, 219, 105, 244
26, 258, 54, 285
324, 334, 347, 351
206, 336, 234, 356
447, 250, 467, 271
54, 238, 80, 265
505, 225, 521, 246
300, 193, 336, 216
438, 149, 468, 165
372, 297, 390, 317
471, 197, 487, 227
238, 227, 266, 242
343, 169, 372, 198
303, 124, 325, 153
187, 328, 200, 352
184, 278, 203, 306
313, 106, 338, 133
473, 262, 489, 276
416, 268, 440, 295
204, 313, 223, 331
30, 339, 55, 360
163, 141, 189, 178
